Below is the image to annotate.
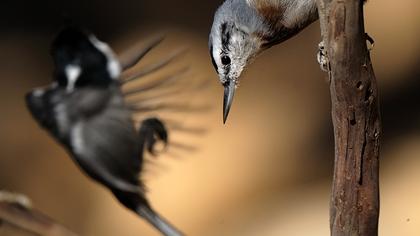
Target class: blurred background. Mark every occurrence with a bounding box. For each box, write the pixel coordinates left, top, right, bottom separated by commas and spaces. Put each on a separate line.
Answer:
0, 0, 419, 235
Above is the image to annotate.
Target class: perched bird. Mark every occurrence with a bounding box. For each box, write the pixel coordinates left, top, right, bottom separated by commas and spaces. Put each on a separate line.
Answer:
25, 27, 189, 236
209, 0, 366, 123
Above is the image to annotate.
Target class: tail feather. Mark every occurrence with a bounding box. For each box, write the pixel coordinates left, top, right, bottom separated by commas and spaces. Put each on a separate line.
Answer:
112, 190, 183, 236
137, 205, 184, 236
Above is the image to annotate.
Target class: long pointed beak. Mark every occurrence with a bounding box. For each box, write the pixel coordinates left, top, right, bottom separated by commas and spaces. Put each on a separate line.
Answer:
223, 80, 236, 124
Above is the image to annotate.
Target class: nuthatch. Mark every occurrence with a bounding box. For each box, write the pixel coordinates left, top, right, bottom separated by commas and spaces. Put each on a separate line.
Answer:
25, 27, 184, 236
210, 0, 366, 123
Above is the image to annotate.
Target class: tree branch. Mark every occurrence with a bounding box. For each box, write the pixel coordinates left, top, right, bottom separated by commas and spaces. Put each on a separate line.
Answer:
316, 0, 381, 235
0, 192, 78, 236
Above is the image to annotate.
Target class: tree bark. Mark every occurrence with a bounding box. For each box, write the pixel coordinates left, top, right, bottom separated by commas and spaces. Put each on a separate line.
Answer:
316, 0, 381, 235
0, 193, 78, 236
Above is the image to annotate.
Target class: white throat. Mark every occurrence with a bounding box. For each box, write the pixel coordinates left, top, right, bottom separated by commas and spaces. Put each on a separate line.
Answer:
65, 64, 81, 92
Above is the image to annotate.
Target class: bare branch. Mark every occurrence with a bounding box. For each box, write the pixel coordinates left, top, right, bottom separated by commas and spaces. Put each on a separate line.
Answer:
0, 192, 78, 236
316, 1, 381, 235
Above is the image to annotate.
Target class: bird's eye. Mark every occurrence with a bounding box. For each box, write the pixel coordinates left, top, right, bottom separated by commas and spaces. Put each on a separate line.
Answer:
221, 55, 231, 65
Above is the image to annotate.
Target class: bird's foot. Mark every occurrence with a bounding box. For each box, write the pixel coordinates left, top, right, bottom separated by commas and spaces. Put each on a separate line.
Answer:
317, 41, 329, 72
139, 118, 168, 156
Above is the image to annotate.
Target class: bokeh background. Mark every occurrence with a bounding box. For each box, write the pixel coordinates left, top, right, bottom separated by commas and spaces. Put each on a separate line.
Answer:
1, 0, 419, 235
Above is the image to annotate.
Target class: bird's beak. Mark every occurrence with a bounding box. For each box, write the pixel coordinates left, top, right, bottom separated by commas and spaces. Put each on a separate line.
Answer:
223, 80, 236, 124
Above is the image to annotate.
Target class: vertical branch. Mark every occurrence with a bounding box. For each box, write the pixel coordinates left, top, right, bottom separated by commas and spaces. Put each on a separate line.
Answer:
316, 0, 381, 235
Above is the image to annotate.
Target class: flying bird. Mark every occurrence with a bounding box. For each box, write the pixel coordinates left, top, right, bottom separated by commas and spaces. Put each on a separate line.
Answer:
25, 27, 198, 236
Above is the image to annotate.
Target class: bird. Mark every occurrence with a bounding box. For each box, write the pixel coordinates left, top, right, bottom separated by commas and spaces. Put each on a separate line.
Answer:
209, 0, 318, 123
25, 27, 194, 236
209, 0, 366, 123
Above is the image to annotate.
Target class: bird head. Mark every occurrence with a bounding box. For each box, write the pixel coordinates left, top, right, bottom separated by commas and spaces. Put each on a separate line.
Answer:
26, 27, 123, 139
51, 27, 121, 92
209, 0, 278, 123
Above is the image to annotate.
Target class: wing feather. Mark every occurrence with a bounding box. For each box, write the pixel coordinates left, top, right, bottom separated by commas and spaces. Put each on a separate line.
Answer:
69, 91, 142, 193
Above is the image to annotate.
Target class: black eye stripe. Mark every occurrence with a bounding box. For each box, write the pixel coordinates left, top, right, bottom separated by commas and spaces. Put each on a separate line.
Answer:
209, 22, 234, 74
221, 22, 231, 52
220, 22, 233, 70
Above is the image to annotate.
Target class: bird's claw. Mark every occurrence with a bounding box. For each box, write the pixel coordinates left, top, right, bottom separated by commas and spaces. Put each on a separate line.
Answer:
139, 118, 168, 156
317, 41, 329, 72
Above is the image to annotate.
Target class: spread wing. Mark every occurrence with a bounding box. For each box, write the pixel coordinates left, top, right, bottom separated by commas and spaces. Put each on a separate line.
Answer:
115, 37, 210, 160
67, 35, 209, 192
